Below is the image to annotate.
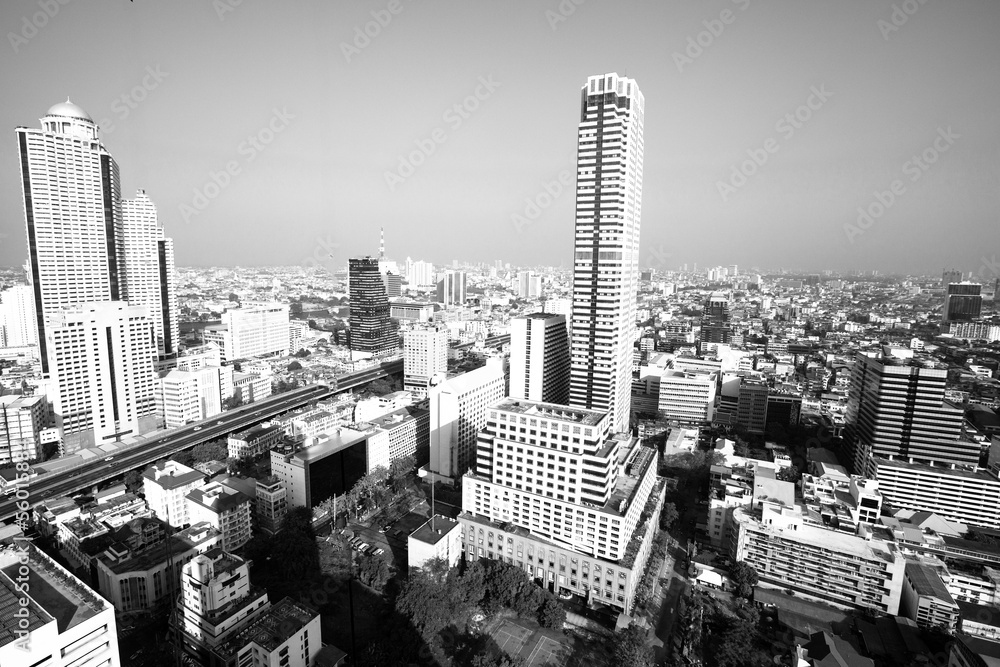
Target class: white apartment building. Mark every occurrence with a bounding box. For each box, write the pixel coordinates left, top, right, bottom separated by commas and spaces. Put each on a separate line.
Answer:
144, 460, 206, 527
403, 325, 448, 396
658, 369, 718, 423
156, 365, 233, 428
0, 285, 37, 347
211, 598, 322, 667
46, 301, 156, 451
121, 189, 178, 361
186, 482, 253, 551
569, 73, 645, 434
205, 303, 290, 362
0, 543, 121, 667
872, 458, 1000, 529
409, 515, 463, 570
0, 394, 47, 464
425, 357, 506, 483
358, 404, 430, 472
510, 313, 570, 405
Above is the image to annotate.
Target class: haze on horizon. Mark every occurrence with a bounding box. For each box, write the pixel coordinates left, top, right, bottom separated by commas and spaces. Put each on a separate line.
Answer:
0, 0, 997, 277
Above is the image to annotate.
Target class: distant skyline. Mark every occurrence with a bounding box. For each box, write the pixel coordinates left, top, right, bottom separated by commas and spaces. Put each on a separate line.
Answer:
1, 1, 998, 276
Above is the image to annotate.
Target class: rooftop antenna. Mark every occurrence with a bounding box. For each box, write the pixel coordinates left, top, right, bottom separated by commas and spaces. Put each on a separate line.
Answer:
379, 227, 385, 260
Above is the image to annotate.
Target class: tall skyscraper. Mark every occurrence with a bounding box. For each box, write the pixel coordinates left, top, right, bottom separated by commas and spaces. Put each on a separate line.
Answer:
437, 270, 467, 306
45, 301, 157, 451
509, 313, 570, 404
122, 189, 178, 361
942, 283, 982, 323
349, 257, 396, 358
700, 291, 731, 349
17, 101, 124, 374
403, 325, 449, 396
568, 73, 644, 433
517, 271, 542, 299
941, 269, 963, 286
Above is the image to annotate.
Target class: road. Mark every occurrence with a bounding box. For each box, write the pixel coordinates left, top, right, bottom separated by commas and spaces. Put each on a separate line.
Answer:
0, 358, 404, 522
652, 539, 691, 663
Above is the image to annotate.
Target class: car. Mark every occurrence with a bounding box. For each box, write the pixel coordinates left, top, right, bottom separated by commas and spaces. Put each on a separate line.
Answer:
194, 426, 202, 432
104, 456, 114, 462
217, 420, 224, 425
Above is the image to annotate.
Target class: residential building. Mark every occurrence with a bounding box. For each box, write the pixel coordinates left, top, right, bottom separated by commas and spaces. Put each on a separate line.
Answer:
871, 458, 1000, 529
0, 285, 37, 347
569, 73, 645, 435
900, 561, 960, 631
736, 377, 769, 434
943, 283, 983, 323
658, 369, 717, 423
425, 357, 506, 483
403, 325, 448, 396
0, 394, 47, 464
186, 482, 253, 551
46, 301, 157, 451
0, 543, 121, 667
228, 424, 284, 460
509, 313, 570, 405
349, 257, 396, 359
409, 515, 462, 570
210, 597, 322, 667
254, 476, 287, 535
436, 270, 467, 307
205, 304, 290, 362
144, 460, 206, 527
156, 365, 233, 428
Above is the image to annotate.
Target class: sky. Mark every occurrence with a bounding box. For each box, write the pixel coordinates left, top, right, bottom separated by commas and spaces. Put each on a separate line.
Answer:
0, 0, 997, 276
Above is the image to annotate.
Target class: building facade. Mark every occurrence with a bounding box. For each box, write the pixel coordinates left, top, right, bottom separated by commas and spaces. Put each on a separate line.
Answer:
349, 257, 396, 358
403, 325, 448, 396
509, 313, 570, 405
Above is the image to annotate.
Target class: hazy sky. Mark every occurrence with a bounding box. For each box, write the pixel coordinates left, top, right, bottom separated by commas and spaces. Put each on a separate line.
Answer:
0, 0, 997, 276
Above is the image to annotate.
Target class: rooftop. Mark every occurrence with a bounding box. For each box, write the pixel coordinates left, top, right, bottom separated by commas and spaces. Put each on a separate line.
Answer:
492, 398, 606, 426
410, 515, 459, 546
144, 460, 205, 489
213, 597, 317, 660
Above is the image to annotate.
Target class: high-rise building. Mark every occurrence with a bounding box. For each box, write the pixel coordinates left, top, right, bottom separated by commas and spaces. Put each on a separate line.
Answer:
942, 269, 963, 286
461, 399, 664, 613
846, 349, 975, 477
568, 73, 644, 434
121, 190, 178, 361
349, 257, 396, 358
517, 271, 542, 299
406, 259, 435, 287
0, 395, 48, 464
17, 101, 124, 375
186, 481, 253, 552
45, 301, 157, 451
437, 270, 467, 306
425, 357, 506, 483
0, 543, 122, 667
144, 460, 207, 527
0, 285, 37, 348
736, 378, 769, 434
700, 292, 731, 349
509, 313, 570, 404
155, 365, 233, 428
403, 325, 448, 396
942, 283, 982, 323
657, 369, 718, 423
203, 304, 290, 363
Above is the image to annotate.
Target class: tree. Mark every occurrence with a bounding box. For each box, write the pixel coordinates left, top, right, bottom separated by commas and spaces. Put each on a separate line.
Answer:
294, 348, 310, 358
611, 623, 653, 667
365, 378, 394, 396
223, 394, 243, 410
290, 302, 303, 315
538, 597, 566, 629
192, 440, 228, 463
729, 560, 758, 599
287, 360, 303, 371
660, 501, 679, 531
280, 506, 315, 538
123, 469, 144, 492
356, 553, 391, 591
776, 466, 801, 484
389, 454, 416, 491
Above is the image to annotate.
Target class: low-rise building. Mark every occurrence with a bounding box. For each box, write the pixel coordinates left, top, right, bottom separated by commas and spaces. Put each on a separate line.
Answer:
144, 460, 206, 527
211, 597, 322, 667
255, 476, 287, 535
187, 482, 253, 551
408, 515, 462, 570
228, 424, 284, 460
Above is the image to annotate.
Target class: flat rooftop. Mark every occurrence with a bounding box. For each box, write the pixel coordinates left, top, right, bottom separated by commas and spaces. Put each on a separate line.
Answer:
214, 597, 317, 660
492, 398, 606, 426
410, 515, 459, 546
285, 428, 370, 464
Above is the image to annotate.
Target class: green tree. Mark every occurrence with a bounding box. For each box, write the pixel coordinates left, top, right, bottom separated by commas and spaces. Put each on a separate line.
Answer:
538, 597, 566, 629
192, 440, 228, 463
222, 394, 243, 410
389, 454, 416, 491
123, 469, 144, 492
729, 560, 758, 599
294, 348, 310, 357
660, 501, 679, 531
280, 506, 315, 538
356, 553, 391, 591
611, 623, 653, 667
776, 466, 801, 483
287, 360, 303, 371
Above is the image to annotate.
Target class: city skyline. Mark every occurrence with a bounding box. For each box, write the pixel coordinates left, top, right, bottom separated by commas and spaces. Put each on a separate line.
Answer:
0, 1, 997, 276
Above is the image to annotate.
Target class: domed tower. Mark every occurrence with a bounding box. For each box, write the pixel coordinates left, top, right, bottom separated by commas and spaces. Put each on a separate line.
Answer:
41, 98, 99, 140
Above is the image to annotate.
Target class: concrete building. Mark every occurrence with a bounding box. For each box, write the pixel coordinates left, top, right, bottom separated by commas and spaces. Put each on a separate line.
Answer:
0, 394, 47, 464
0, 285, 37, 348
143, 460, 206, 527
0, 543, 122, 667
736, 378, 769, 434
658, 369, 718, 423
178, 549, 270, 665
408, 515, 462, 570
156, 365, 233, 428
390, 301, 435, 323
186, 482, 253, 551
205, 304, 290, 363
358, 403, 430, 471
900, 561, 960, 631
403, 325, 448, 396
569, 73, 645, 435
349, 257, 396, 358
517, 271, 542, 299
46, 301, 157, 451
425, 357, 506, 483
228, 424, 284, 460
254, 476, 287, 535
510, 313, 570, 405
270, 428, 372, 509
871, 458, 1000, 529
436, 270, 467, 307
232, 371, 272, 405
210, 597, 322, 667
943, 283, 983, 324
461, 398, 664, 613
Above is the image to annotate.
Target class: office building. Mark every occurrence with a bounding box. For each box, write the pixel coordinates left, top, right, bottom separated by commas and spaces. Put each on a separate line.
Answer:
177, 549, 270, 664
517, 271, 542, 299
0, 285, 37, 348
232, 371, 272, 405
155, 365, 233, 428
950, 322, 1000, 342
144, 460, 206, 527
390, 301, 435, 323
766, 393, 802, 428
510, 313, 570, 404
0, 543, 122, 667
270, 428, 373, 509
568, 73, 645, 434
736, 378, 769, 434
0, 394, 47, 464
349, 257, 396, 358
871, 458, 1000, 529
657, 369, 718, 423
45, 301, 157, 451
846, 350, 975, 476
403, 325, 448, 396
16, 101, 123, 376
382, 271, 402, 299
942, 269, 964, 286
204, 304, 289, 362
405, 259, 435, 287
943, 283, 983, 323
254, 476, 287, 535
461, 399, 664, 613
425, 357, 506, 483
700, 292, 732, 349
121, 189, 178, 361
186, 482, 253, 552
358, 403, 431, 472
437, 270, 467, 306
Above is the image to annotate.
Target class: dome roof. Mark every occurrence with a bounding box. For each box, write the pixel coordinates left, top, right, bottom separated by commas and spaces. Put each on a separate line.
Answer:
45, 98, 93, 122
